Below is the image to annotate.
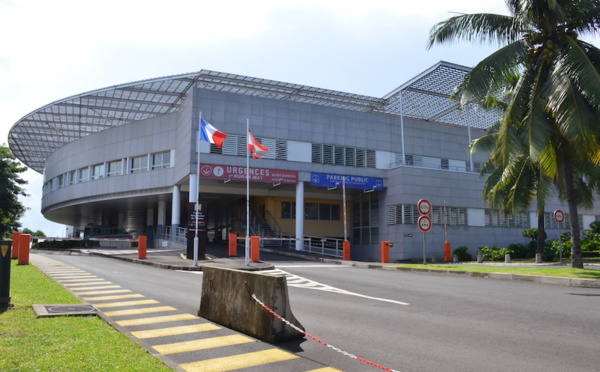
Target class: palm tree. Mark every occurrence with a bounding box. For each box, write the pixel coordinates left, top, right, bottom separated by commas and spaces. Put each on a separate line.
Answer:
428, 0, 600, 268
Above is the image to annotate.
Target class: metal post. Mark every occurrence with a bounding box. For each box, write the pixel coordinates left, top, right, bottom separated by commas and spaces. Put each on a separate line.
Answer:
422, 231, 426, 265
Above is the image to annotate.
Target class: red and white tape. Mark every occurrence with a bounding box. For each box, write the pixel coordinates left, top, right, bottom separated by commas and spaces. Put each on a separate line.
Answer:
251, 293, 401, 372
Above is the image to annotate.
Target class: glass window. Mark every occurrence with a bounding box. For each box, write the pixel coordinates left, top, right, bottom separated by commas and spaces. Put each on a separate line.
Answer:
131, 156, 148, 173
78, 167, 89, 183
331, 204, 341, 221
91, 163, 104, 180
107, 160, 123, 177
319, 204, 331, 220
152, 151, 171, 170
305, 203, 319, 220
68, 170, 76, 185
281, 201, 295, 219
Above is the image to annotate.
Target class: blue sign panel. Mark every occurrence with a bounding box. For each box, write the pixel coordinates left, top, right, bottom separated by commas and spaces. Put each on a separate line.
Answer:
310, 173, 384, 190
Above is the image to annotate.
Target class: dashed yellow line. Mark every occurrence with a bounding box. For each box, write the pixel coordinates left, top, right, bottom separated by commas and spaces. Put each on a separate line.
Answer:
58, 278, 104, 283
180, 349, 299, 372
70, 285, 121, 291
93, 299, 159, 308
305, 367, 344, 372
73, 289, 131, 295
103, 306, 177, 317
116, 313, 197, 326
83, 294, 144, 301
63, 281, 112, 287
131, 323, 220, 339
153, 334, 254, 355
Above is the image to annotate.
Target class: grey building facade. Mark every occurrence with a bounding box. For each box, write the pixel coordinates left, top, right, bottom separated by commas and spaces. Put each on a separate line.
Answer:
9, 61, 599, 261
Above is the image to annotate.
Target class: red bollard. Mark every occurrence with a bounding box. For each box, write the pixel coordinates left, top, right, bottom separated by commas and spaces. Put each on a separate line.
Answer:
228, 233, 238, 256
343, 241, 351, 260
11, 232, 20, 259
444, 242, 452, 262
381, 241, 390, 263
250, 236, 260, 262
138, 236, 147, 259
18, 234, 30, 265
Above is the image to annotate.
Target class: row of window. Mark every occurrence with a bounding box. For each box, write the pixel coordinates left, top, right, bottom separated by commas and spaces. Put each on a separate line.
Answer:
209, 134, 377, 169
311, 144, 376, 168
387, 204, 585, 229
387, 204, 468, 226
391, 153, 482, 173
43, 151, 172, 195
281, 201, 341, 221
210, 135, 286, 160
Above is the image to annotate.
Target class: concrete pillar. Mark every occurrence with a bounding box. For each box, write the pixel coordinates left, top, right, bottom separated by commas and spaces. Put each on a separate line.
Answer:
118, 212, 125, 229
172, 185, 180, 229
295, 181, 304, 251
157, 200, 166, 239
146, 207, 154, 240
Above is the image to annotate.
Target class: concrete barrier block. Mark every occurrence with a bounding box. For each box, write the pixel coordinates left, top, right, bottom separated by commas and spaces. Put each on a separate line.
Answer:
198, 266, 304, 343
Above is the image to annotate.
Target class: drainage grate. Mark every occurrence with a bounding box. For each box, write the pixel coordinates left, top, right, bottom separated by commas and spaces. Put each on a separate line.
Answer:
33, 304, 98, 318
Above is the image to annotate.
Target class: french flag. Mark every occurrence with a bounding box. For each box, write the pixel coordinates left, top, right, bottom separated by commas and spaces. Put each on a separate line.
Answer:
200, 119, 228, 148
247, 130, 269, 159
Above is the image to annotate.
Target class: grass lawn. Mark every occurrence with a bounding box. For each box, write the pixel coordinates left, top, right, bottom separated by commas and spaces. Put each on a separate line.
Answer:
0, 260, 172, 371
397, 263, 600, 280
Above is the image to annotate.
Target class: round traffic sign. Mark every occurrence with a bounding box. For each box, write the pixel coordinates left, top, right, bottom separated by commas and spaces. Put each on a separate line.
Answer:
417, 199, 431, 215
553, 209, 565, 223
418, 215, 432, 232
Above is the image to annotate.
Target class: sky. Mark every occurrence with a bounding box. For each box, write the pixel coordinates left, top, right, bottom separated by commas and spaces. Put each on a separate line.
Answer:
0, 0, 512, 237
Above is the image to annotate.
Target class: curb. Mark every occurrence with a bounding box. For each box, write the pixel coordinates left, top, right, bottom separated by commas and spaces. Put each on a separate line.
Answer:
88, 251, 275, 272
335, 261, 600, 288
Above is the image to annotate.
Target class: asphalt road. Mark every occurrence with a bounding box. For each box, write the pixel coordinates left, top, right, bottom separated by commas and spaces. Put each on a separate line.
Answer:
32, 252, 600, 372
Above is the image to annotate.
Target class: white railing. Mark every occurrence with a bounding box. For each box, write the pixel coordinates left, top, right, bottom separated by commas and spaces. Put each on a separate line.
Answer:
303, 236, 345, 258
161, 226, 188, 244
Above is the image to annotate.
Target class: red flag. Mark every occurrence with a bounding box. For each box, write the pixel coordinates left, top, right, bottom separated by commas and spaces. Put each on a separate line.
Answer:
247, 130, 269, 159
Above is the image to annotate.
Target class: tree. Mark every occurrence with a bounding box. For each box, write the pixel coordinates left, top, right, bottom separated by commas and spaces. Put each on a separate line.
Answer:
470, 73, 553, 255
428, 0, 600, 268
21, 228, 46, 237
0, 144, 28, 239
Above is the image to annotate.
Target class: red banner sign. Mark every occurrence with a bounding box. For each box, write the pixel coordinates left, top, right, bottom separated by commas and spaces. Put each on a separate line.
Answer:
199, 164, 298, 184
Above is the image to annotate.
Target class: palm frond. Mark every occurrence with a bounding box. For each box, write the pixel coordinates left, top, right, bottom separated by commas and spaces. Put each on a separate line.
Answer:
427, 13, 524, 49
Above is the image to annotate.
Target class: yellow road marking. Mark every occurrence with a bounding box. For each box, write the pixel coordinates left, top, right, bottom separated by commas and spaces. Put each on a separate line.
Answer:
44, 270, 86, 274
104, 306, 176, 317
70, 285, 121, 291
63, 281, 112, 287
58, 278, 105, 283
83, 294, 144, 301
74, 289, 132, 295
116, 313, 197, 326
180, 349, 299, 372
131, 323, 220, 339
153, 334, 253, 355
51, 273, 95, 277
93, 299, 159, 308
306, 368, 344, 371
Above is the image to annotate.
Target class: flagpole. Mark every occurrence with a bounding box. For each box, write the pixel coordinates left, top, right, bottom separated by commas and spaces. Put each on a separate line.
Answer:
194, 112, 201, 266
245, 118, 250, 266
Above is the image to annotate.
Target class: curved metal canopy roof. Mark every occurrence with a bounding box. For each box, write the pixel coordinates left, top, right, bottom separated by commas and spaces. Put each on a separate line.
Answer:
9, 61, 500, 173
